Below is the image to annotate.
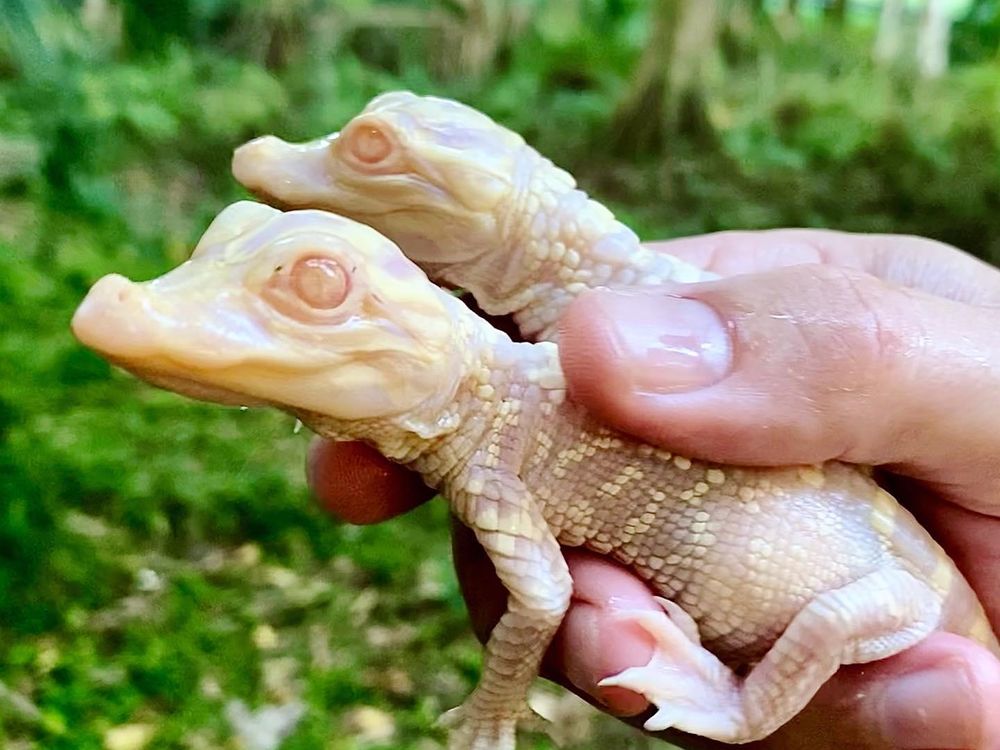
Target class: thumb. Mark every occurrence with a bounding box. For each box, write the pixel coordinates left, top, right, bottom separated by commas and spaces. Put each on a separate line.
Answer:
558, 264, 1000, 513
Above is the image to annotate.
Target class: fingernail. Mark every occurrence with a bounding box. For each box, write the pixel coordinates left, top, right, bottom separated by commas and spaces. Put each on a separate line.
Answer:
560, 601, 652, 717
562, 605, 607, 701
593, 290, 731, 394
878, 663, 979, 748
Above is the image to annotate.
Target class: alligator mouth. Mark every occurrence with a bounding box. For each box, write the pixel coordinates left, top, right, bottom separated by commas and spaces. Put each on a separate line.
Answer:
232, 135, 335, 208
107, 355, 270, 409
243, 183, 297, 213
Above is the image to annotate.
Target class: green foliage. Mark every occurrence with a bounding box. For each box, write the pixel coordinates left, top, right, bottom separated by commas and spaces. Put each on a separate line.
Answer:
953, 0, 1000, 63
1, 1, 998, 748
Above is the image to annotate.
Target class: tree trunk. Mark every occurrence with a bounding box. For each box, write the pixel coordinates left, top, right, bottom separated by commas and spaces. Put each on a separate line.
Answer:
917, 0, 951, 78
610, 0, 720, 155
775, 0, 801, 34
825, 0, 848, 25
778, 0, 801, 18
436, 0, 535, 80
874, 0, 905, 65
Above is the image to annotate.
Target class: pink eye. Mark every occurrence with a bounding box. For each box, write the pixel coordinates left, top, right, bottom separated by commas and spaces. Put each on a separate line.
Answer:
291, 256, 349, 309
347, 125, 392, 165
263, 255, 351, 321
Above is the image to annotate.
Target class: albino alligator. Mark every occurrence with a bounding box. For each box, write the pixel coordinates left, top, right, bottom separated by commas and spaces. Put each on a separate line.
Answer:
72, 201, 998, 749
232, 90, 712, 342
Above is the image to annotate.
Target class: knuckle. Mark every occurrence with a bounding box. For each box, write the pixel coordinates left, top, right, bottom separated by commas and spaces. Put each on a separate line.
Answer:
787, 265, 907, 388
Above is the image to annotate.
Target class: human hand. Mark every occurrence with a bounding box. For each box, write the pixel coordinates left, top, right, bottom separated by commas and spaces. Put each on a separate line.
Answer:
308, 229, 1000, 749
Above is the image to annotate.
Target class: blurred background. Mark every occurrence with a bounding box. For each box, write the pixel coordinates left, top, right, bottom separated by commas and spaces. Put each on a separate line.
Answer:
1, 1, 999, 748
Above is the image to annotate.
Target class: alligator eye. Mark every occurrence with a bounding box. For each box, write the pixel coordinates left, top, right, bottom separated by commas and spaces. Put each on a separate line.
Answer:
346, 124, 393, 165
290, 256, 349, 309
263, 255, 351, 321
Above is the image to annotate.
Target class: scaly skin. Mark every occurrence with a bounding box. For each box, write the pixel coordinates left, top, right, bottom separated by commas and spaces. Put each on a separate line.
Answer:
72, 203, 999, 749
232, 91, 710, 341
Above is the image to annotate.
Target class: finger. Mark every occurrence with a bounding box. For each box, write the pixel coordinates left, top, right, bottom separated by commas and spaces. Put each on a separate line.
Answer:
752, 632, 1000, 750
559, 264, 1000, 514
306, 438, 435, 524
546, 551, 659, 717
644, 229, 1000, 305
